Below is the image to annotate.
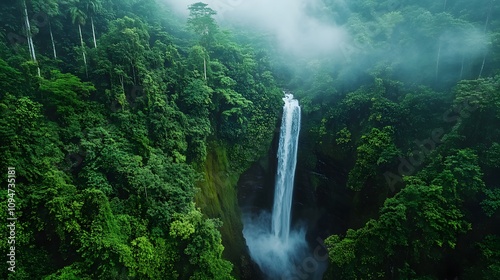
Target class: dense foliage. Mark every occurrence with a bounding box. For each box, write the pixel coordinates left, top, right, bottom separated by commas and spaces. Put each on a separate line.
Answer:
1, 0, 499, 279
317, 76, 500, 278
283, 1, 500, 279
0, 0, 282, 279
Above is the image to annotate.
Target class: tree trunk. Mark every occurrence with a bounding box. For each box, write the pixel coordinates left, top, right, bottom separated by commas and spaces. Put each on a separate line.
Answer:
78, 24, 84, 51
459, 54, 465, 80
120, 75, 125, 94
484, 2, 492, 33
25, 16, 32, 60
23, 0, 39, 76
478, 55, 486, 78
83, 50, 88, 77
435, 40, 441, 81
49, 22, 57, 59
23, 1, 36, 62
131, 62, 137, 85
203, 57, 207, 81
79, 24, 88, 77
479, 0, 493, 78
91, 16, 97, 48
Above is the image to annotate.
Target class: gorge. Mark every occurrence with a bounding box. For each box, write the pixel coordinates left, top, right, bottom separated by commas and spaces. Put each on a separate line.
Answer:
242, 94, 326, 279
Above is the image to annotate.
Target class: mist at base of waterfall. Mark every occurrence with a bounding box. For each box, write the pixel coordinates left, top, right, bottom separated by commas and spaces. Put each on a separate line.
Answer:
242, 211, 327, 280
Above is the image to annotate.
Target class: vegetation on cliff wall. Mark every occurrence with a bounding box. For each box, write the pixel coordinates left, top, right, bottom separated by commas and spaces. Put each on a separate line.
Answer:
278, 1, 500, 279
0, 1, 281, 279
1, 0, 500, 279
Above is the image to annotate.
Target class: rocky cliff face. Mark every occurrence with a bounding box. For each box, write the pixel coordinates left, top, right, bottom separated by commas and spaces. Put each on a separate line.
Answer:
194, 144, 246, 277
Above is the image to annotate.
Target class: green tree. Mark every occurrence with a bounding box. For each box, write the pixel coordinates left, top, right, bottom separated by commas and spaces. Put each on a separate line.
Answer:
169, 204, 235, 280
347, 126, 400, 191
69, 3, 88, 75
187, 2, 218, 48
83, 0, 101, 48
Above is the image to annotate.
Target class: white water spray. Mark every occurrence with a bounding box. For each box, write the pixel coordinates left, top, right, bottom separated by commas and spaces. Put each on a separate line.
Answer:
243, 93, 322, 279
272, 93, 301, 242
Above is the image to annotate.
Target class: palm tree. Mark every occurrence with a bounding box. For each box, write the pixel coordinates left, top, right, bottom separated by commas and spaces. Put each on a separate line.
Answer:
49, 21, 57, 59
478, 0, 494, 78
69, 6, 88, 76
85, 0, 102, 48
32, 0, 60, 59
21, 0, 40, 76
22, 0, 36, 63
435, 36, 442, 81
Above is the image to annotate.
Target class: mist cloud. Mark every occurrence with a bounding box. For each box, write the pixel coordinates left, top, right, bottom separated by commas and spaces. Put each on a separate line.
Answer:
161, 0, 349, 57
161, 0, 491, 97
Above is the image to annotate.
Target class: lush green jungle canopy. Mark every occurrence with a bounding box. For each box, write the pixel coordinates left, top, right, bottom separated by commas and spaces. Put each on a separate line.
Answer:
0, 0, 499, 279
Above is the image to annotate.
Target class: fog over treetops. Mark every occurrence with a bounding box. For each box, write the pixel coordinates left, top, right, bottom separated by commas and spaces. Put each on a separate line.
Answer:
1, 0, 499, 279
162, 0, 493, 88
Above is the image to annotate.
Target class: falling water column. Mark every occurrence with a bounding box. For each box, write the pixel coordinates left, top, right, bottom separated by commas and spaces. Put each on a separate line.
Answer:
271, 93, 301, 242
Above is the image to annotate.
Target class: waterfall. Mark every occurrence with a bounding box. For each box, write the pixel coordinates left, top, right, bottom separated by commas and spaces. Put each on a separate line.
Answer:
271, 93, 301, 242
243, 93, 323, 279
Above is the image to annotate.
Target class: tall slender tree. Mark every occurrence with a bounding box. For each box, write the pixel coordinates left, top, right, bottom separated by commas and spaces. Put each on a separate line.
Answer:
22, 0, 36, 62
21, 0, 41, 76
49, 21, 56, 59
85, 0, 101, 48
187, 2, 218, 48
32, 0, 59, 59
436, 36, 442, 81
478, 0, 495, 78
69, 6, 88, 76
